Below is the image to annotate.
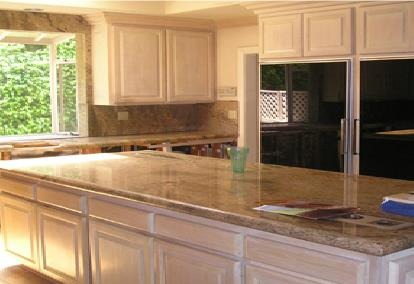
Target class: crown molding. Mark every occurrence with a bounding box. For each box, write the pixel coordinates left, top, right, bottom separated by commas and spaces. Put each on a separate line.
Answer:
215, 16, 257, 29
83, 12, 215, 31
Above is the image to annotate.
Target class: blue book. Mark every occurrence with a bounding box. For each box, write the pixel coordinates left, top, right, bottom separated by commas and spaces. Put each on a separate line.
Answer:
381, 193, 414, 217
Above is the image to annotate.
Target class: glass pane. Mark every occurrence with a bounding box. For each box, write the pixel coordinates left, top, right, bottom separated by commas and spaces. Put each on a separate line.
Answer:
360, 59, 414, 180
57, 38, 76, 61
260, 65, 287, 123
260, 62, 347, 172
0, 44, 51, 135
261, 64, 285, 90
57, 63, 77, 133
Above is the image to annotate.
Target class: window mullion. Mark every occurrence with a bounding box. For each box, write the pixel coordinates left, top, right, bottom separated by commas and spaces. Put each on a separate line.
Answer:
49, 43, 58, 133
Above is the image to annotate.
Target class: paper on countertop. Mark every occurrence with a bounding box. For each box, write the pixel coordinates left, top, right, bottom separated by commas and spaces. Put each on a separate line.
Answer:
253, 205, 309, 216
253, 202, 358, 220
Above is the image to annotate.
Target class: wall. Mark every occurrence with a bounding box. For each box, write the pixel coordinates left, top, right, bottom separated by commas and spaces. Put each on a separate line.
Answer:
0, 10, 238, 138
216, 25, 258, 88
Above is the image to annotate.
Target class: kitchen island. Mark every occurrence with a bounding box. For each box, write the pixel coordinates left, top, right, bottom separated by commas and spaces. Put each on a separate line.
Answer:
0, 151, 413, 283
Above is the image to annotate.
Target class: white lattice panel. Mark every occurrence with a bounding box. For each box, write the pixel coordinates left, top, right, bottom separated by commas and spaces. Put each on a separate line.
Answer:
260, 90, 288, 123
292, 91, 309, 122
260, 90, 309, 123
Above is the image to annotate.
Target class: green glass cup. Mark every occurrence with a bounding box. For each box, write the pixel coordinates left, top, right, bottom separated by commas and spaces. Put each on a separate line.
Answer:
227, 146, 249, 173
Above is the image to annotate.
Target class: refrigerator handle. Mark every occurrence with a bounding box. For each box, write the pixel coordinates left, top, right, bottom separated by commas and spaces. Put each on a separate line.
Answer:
353, 118, 360, 155
340, 118, 347, 155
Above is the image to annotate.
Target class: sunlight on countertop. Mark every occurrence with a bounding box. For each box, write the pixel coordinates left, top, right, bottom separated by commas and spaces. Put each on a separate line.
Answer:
0, 153, 128, 170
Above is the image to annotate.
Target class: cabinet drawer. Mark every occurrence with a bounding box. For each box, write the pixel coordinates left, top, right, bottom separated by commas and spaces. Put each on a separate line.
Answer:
37, 185, 85, 213
155, 215, 242, 256
245, 236, 367, 284
246, 264, 322, 284
89, 199, 152, 232
0, 176, 35, 199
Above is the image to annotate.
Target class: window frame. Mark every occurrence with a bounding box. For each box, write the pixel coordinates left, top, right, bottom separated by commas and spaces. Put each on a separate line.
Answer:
0, 33, 78, 137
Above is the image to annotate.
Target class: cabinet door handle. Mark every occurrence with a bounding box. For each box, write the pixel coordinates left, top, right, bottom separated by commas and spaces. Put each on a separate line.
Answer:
353, 118, 360, 155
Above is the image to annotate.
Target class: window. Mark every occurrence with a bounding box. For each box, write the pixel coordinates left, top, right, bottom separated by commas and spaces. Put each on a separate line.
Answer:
0, 31, 77, 137
260, 64, 310, 123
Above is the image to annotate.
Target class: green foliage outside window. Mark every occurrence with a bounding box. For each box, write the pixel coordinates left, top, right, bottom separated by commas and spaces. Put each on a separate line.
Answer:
0, 44, 51, 135
0, 38, 77, 136
57, 39, 77, 133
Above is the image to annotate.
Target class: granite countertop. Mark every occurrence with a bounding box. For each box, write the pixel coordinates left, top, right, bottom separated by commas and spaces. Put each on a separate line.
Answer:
0, 131, 236, 152
1, 151, 413, 256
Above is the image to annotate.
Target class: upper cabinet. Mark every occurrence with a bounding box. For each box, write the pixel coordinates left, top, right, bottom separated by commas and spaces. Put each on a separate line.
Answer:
259, 9, 352, 59
260, 14, 302, 58
255, 2, 414, 60
112, 25, 165, 104
357, 3, 414, 54
166, 30, 214, 103
304, 9, 352, 56
86, 13, 215, 105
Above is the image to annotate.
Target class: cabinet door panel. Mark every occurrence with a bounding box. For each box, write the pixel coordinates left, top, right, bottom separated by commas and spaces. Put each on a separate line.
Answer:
166, 30, 214, 103
388, 254, 414, 284
89, 220, 152, 284
304, 9, 352, 56
357, 3, 414, 54
246, 265, 323, 284
113, 25, 165, 104
260, 14, 302, 58
0, 194, 38, 269
38, 206, 87, 283
155, 240, 241, 284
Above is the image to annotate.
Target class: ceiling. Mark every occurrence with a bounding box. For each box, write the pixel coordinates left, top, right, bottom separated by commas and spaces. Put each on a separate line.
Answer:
0, 1, 257, 21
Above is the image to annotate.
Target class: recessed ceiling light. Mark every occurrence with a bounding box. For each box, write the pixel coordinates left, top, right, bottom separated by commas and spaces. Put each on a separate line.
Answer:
23, 8, 44, 12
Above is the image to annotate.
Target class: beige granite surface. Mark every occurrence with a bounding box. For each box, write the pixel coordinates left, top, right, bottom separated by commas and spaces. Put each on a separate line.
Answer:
1, 151, 414, 256
0, 131, 236, 153
89, 101, 238, 137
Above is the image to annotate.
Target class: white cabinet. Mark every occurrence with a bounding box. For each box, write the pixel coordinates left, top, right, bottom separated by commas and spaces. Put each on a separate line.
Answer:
37, 206, 88, 283
357, 3, 414, 54
260, 14, 302, 58
304, 9, 352, 56
166, 30, 214, 103
0, 194, 38, 270
154, 240, 241, 284
86, 13, 215, 105
387, 253, 414, 284
89, 220, 152, 284
111, 25, 166, 104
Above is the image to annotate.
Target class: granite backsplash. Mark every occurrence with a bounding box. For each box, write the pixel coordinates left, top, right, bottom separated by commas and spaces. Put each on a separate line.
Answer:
89, 101, 238, 137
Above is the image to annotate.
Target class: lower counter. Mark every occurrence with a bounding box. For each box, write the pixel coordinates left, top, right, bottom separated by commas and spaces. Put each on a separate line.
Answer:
0, 171, 413, 284
0, 151, 414, 284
